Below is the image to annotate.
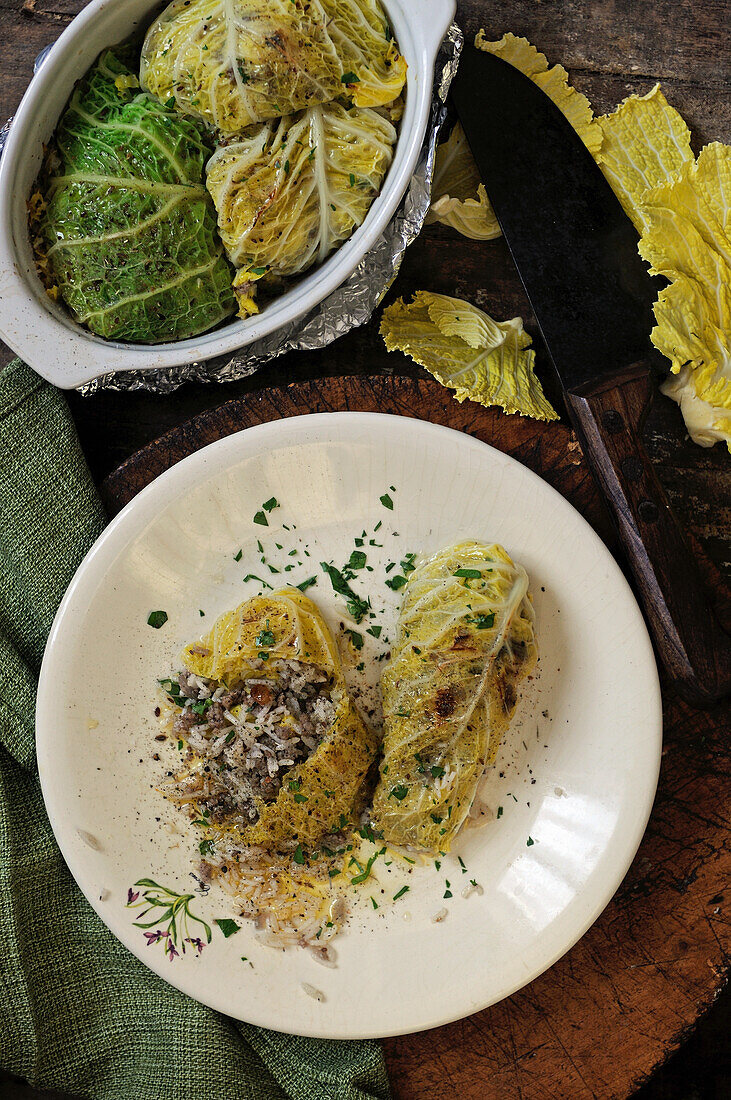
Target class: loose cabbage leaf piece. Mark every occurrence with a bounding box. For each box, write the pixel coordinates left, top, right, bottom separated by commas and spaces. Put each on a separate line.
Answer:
639, 145, 731, 448
380, 291, 558, 421
181, 589, 379, 851
595, 89, 730, 448
33, 51, 235, 342
206, 102, 396, 315
371, 541, 537, 853
426, 122, 501, 240
141, 0, 406, 133
596, 85, 694, 235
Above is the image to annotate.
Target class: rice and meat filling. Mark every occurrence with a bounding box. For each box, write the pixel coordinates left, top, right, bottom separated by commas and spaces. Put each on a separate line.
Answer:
164, 658, 337, 828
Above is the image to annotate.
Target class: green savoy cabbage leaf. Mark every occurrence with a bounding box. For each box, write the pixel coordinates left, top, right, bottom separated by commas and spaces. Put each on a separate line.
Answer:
33, 50, 236, 343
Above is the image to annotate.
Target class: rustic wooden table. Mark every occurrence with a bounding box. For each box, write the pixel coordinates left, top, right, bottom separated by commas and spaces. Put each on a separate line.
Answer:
0, 1, 729, 1098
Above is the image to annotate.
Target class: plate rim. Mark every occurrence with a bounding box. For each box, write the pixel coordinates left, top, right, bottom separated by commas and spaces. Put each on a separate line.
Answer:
36, 411, 663, 1038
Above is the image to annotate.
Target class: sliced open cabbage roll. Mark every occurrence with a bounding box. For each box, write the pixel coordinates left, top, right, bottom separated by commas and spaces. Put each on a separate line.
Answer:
162, 589, 378, 852
371, 541, 537, 852
140, 0, 406, 133
206, 101, 396, 314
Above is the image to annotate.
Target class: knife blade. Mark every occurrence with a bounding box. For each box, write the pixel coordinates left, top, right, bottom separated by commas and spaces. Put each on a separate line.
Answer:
452, 43, 731, 706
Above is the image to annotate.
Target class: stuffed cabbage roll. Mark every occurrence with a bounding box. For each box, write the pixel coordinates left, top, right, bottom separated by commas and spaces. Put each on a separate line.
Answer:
161, 589, 379, 852
371, 541, 538, 852
140, 0, 406, 133
31, 50, 236, 343
205, 101, 397, 314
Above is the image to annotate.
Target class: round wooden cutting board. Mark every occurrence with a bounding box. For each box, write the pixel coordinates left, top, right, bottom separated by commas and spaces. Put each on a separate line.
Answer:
102, 374, 730, 1100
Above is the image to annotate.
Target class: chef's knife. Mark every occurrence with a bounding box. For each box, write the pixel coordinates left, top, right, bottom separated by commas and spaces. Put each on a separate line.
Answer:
452, 44, 731, 707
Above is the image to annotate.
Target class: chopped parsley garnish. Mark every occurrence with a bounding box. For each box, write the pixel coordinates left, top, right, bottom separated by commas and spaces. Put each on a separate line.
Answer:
191, 698, 213, 716
294, 793, 308, 803
527, 836, 535, 847
147, 610, 168, 629
329, 868, 341, 877
199, 839, 214, 856
454, 568, 482, 579
431, 765, 445, 778
320, 562, 369, 623
296, 576, 317, 592
389, 785, 408, 801
215, 918, 240, 938
401, 553, 417, 574
443, 881, 453, 899
159, 678, 185, 705
467, 612, 495, 629
393, 885, 409, 901
371, 897, 379, 909
224, 731, 236, 744
366, 625, 382, 638
379, 493, 394, 510
263, 497, 279, 512
348, 549, 367, 570
430, 813, 443, 824
374, 521, 382, 532
394, 708, 411, 717
350, 848, 383, 885
497, 806, 503, 819
243, 573, 273, 589
255, 628, 275, 647
293, 844, 306, 864
349, 173, 356, 186
458, 856, 467, 873
434, 859, 441, 870
385, 574, 407, 591
164, 96, 176, 108
199, 609, 205, 617
253, 511, 268, 526
348, 629, 364, 650
341, 71, 360, 83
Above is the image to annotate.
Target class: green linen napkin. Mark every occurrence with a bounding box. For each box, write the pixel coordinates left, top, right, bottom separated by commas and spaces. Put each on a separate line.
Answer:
0, 359, 391, 1100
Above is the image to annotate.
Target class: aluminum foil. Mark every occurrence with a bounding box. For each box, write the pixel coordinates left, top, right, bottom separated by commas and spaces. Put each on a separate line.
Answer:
79, 22, 463, 394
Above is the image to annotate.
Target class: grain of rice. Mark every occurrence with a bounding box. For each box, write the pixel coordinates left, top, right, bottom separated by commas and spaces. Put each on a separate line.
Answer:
301, 983, 326, 1002
77, 828, 101, 850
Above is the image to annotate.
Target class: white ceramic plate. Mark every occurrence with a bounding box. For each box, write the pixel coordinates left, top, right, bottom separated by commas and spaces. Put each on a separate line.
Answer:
37, 414, 662, 1039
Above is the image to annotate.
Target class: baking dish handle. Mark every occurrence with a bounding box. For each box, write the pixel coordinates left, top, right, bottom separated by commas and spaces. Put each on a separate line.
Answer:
401, 0, 457, 63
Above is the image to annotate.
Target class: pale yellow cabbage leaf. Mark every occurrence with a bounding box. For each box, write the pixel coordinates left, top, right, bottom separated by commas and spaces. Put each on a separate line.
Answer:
596, 85, 694, 235
380, 291, 558, 421
426, 122, 500, 240
635, 143, 731, 448
595, 86, 731, 449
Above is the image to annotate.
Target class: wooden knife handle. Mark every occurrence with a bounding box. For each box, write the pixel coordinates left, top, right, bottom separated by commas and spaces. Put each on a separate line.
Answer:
565, 361, 731, 707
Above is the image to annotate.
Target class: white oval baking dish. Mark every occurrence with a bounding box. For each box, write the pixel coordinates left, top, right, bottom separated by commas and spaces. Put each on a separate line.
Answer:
0, 0, 455, 388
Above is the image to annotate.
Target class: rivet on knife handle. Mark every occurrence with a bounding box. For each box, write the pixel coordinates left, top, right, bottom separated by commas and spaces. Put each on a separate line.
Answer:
565, 361, 731, 707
